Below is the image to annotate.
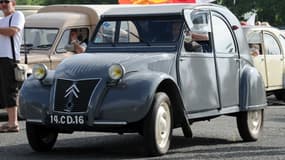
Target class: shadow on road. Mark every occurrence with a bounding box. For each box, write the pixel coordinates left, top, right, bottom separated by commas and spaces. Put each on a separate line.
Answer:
1, 133, 284, 160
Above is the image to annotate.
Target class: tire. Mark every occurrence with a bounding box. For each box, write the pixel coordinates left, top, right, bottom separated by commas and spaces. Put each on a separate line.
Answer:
26, 122, 58, 152
143, 92, 172, 156
236, 109, 264, 141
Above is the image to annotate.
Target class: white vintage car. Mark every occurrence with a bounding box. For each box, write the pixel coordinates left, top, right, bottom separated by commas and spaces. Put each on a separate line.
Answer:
243, 25, 285, 100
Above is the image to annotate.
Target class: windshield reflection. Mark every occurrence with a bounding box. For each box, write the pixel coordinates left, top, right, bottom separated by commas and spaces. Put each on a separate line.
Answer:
93, 17, 183, 44
21, 28, 58, 53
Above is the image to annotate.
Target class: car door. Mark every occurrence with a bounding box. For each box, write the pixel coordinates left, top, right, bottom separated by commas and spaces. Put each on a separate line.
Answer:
263, 32, 283, 89
211, 12, 239, 108
180, 9, 220, 113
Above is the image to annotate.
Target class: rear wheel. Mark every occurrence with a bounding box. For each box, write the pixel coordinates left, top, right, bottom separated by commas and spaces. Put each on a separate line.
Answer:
236, 109, 264, 141
26, 122, 58, 152
143, 92, 172, 156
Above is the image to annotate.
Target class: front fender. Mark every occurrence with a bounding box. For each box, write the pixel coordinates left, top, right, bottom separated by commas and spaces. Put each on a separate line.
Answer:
19, 76, 51, 121
240, 65, 267, 110
95, 71, 174, 123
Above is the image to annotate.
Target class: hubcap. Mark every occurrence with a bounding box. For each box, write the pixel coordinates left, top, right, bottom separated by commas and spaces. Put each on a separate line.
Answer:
247, 110, 262, 135
155, 101, 171, 149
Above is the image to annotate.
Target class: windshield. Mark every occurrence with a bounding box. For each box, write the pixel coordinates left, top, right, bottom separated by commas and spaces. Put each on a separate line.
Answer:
21, 28, 58, 53
90, 16, 183, 52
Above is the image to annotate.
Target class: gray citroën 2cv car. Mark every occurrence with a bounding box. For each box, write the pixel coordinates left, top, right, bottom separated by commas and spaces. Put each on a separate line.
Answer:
19, 3, 266, 156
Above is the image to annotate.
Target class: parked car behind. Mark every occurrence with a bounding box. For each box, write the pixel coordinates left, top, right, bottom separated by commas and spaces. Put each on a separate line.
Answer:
21, 5, 119, 75
20, 4, 267, 156
243, 25, 285, 100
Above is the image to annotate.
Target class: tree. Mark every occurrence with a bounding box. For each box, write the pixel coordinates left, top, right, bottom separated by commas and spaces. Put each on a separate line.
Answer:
16, 0, 285, 26
217, 0, 285, 26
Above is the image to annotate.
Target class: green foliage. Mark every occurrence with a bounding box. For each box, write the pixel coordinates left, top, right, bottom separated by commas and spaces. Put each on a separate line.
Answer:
217, 0, 285, 26
15, 0, 285, 26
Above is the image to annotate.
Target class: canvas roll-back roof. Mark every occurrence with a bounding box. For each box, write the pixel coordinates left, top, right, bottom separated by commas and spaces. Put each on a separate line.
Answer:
25, 12, 90, 28
102, 3, 220, 17
37, 5, 121, 26
242, 25, 281, 33
25, 5, 128, 28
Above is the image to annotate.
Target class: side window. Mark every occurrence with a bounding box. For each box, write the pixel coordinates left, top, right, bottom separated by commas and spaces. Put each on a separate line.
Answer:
183, 10, 212, 53
56, 28, 89, 53
212, 15, 236, 54
119, 21, 139, 43
263, 33, 281, 55
94, 21, 116, 43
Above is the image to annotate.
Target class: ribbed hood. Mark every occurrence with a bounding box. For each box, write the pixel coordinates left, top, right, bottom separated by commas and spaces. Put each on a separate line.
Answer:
55, 52, 176, 80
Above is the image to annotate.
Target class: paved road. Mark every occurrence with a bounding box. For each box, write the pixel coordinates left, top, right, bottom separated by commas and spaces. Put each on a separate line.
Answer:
0, 97, 284, 160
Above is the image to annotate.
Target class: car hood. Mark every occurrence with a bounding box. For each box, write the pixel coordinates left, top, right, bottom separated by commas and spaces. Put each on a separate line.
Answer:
54, 52, 176, 80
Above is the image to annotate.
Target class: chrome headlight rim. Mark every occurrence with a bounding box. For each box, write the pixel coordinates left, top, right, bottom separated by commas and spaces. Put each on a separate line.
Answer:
108, 64, 125, 81
32, 64, 48, 80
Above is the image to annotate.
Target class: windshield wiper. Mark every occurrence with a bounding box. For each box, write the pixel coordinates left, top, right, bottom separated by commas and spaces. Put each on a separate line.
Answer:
20, 43, 34, 54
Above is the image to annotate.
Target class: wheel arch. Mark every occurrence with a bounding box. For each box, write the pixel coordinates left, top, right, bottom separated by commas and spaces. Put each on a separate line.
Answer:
156, 79, 187, 128
240, 65, 267, 110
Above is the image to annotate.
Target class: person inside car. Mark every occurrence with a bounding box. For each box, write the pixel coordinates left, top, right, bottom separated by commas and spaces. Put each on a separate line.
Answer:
184, 29, 209, 52
65, 29, 87, 54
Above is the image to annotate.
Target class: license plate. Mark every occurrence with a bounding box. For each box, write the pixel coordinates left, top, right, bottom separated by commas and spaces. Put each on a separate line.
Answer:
49, 115, 85, 125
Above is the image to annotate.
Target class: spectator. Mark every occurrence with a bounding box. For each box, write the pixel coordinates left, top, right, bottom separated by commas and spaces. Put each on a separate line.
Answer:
0, 0, 25, 132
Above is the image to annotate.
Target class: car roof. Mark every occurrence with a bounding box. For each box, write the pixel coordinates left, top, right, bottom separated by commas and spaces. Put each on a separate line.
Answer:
25, 5, 127, 28
25, 12, 90, 28
242, 25, 280, 31
102, 3, 224, 17
242, 25, 284, 37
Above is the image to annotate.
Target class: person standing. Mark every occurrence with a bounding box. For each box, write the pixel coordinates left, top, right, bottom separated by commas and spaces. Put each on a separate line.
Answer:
0, 0, 25, 132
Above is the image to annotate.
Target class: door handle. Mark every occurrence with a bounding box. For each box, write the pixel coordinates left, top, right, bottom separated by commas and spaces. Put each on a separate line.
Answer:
180, 58, 186, 62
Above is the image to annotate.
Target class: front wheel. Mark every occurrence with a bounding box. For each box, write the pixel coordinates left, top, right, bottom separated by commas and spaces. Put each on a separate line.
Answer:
236, 109, 264, 141
143, 92, 172, 156
26, 122, 58, 152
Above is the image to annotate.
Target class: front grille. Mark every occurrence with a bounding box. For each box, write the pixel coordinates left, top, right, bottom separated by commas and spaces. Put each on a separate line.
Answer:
53, 78, 100, 113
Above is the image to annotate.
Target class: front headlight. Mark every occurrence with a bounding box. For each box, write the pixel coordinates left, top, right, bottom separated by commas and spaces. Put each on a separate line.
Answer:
108, 64, 125, 81
32, 64, 48, 80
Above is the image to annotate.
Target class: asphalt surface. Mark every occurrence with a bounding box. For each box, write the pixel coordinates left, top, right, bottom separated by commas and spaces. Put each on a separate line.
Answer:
0, 96, 284, 160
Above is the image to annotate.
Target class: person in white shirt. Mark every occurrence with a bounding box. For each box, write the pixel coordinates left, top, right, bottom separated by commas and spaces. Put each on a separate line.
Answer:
0, 0, 25, 132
